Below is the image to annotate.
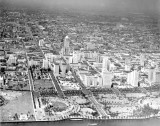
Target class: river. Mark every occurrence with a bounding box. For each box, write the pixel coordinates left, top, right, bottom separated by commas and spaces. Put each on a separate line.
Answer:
1, 118, 160, 126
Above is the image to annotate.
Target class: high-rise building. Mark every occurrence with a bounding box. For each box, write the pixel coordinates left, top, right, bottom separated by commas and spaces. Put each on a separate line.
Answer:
0, 75, 3, 86
72, 51, 81, 64
148, 68, 155, 85
102, 71, 113, 87
127, 70, 139, 87
102, 56, 111, 72
102, 56, 113, 87
60, 63, 67, 76
97, 75, 103, 87
45, 53, 54, 62
28, 59, 38, 66
63, 36, 70, 55
53, 63, 59, 75
140, 54, 145, 66
68, 56, 73, 64
42, 59, 49, 69
64, 36, 70, 47
84, 74, 99, 87
84, 74, 93, 87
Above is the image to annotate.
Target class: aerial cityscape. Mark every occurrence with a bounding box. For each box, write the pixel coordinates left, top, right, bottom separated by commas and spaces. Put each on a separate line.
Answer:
0, 0, 160, 126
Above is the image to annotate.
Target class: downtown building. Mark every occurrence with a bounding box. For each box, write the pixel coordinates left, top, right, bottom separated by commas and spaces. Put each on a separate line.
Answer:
7, 54, 17, 65
62, 36, 70, 55
101, 56, 113, 88
127, 70, 139, 87
52, 59, 68, 77
140, 53, 145, 67
148, 66, 160, 85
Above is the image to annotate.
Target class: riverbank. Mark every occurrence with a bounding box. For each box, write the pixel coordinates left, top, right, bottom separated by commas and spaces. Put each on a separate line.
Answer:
1, 117, 160, 126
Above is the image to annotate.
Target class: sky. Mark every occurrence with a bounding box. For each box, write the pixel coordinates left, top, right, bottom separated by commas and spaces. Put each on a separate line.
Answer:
2, 0, 160, 15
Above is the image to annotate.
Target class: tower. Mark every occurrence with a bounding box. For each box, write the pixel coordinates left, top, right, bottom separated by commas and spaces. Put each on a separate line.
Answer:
63, 36, 70, 55
102, 56, 113, 87
102, 56, 111, 72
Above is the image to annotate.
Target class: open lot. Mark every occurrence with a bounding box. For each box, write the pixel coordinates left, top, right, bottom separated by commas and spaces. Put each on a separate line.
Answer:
0, 90, 35, 122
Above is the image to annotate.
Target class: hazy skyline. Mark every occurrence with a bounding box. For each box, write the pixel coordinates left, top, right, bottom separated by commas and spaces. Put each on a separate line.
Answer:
1, 0, 159, 14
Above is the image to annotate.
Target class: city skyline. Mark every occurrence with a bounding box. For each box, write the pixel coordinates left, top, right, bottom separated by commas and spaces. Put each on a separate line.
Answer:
0, 1, 160, 126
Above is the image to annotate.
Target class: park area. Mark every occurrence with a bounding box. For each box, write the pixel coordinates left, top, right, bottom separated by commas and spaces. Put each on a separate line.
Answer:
33, 79, 55, 92
41, 97, 68, 113
0, 90, 35, 122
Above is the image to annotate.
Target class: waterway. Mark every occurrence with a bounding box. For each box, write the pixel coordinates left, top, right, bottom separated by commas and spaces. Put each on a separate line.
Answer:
1, 118, 160, 126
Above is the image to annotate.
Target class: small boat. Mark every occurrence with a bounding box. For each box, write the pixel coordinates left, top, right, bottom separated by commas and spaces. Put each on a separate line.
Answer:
88, 123, 98, 126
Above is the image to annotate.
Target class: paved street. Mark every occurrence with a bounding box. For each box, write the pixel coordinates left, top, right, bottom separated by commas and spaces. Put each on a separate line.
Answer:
50, 72, 65, 98
22, 27, 38, 120
88, 96, 108, 117
37, 36, 65, 98
69, 64, 108, 117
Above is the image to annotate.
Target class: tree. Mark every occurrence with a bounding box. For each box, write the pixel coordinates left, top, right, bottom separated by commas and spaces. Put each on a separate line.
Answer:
48, 68, 51, 72
32, 65, 36, 69
38, 76, 41, 80
14, 113, 19, 120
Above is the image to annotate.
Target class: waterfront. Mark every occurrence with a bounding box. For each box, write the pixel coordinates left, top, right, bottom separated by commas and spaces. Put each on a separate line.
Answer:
1, 118, 160, 126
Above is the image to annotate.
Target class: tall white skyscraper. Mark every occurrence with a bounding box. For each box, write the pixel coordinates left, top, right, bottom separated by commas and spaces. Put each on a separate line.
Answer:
102, 56, 113, 87
102, 56, 111, 72
63, 36, 70, 55
127, 70, 139, 87
64, 36, 70, 48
